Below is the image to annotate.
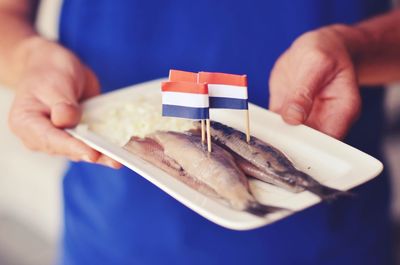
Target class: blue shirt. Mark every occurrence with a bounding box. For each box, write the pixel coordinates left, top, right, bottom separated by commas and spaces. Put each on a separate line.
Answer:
59, 1, 392, 264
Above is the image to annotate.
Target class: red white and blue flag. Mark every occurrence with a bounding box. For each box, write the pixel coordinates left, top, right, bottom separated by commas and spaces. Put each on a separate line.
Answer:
198, 72, 248, 110
169, 69, 198, 83
161, 81, 209, 120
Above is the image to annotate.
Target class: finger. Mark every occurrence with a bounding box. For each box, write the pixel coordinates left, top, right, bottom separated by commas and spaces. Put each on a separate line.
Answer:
282, 101, 308, 125
51, 102, 82, 128
11, 102, 122, 167
307, 105, 359, 139
320, 113, 356, 139
96, 154, 123, 169
26, 73, 83, 128
48, 68, 100, 128
280, 51, 338, 124
268, 53, 290, 113
81, 66, 101, 100
268, 86, 286, 114
32, 72, 79, 107
12, 107, 100, 161
306, 94, 361, 139
50, 68, 100, 127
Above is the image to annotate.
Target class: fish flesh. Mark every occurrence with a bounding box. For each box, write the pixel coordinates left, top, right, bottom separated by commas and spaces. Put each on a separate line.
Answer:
205, 121, 347, 200
124, 136, 218, 197
124, 131, 284, 216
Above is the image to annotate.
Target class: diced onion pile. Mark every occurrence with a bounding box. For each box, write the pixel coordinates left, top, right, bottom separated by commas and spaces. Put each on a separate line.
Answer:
83, 95, 196, 146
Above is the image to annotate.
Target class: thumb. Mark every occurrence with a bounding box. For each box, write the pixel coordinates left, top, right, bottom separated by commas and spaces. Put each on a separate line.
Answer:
32, 73, 82, 128
51, 101, 81, 128
52, 67, 100, 127
281, 86, 317, 125
35, 67, 100, 129
280, 54, 336, 125
52, 67, 101, 128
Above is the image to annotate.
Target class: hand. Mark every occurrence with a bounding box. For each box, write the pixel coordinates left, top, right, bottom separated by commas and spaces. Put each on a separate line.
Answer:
8, 37, 121, 168
269, 25, 362, 139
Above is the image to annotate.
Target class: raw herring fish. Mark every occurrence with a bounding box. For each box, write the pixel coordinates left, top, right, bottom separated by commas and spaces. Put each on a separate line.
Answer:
206, 121, 347, 199
124, 131, 283, 216
124, 136, 218, 197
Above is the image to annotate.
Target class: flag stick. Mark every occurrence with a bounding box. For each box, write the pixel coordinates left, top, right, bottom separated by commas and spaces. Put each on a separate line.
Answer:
206, 119, 212, 152
245, 109, 250, 143
201, 120, 206, 144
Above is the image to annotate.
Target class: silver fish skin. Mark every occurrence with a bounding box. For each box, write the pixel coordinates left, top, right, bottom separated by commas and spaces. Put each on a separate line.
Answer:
207, 121, 347, 200
234, 154, 304, 193
125, 131, 283, 216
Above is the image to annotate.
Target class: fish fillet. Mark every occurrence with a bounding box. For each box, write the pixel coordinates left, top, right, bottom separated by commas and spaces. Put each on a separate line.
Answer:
124, 131, 284, 216
206, 121, 347, 199
124, 136, 219, 198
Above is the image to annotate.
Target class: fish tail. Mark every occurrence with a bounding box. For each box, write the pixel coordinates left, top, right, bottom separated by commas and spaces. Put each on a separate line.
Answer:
246, 202, 287, 217
295, 171, 354, 201
307, 185, 354, 201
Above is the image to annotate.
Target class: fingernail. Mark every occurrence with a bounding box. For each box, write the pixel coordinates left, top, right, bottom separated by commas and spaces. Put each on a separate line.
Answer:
105, 160, 120, 169
285, 104, 306, 123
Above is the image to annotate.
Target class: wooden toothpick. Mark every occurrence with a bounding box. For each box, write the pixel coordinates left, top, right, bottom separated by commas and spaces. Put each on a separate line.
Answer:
206, 119, 212, 152
245, 109, 250, 143
201, 120, 206, 144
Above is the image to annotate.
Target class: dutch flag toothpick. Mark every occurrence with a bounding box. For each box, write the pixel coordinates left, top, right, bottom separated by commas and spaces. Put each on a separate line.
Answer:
161, 80, 212, 152
162, 69, 251, 152
198, 72, 251, 142
198, 72, 248, 110
161, 81, 209, 120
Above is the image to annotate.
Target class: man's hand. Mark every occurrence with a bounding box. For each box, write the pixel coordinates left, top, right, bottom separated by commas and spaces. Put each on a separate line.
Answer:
269, 26, 362, 139
8, 37, 121, 168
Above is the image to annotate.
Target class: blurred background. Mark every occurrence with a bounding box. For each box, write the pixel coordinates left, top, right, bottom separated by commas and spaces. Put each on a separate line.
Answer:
0, 1, 63, 264
0, 1, 400, 265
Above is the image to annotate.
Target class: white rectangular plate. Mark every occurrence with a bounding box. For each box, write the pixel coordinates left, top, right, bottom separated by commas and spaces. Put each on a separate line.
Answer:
66, 79, 383, 230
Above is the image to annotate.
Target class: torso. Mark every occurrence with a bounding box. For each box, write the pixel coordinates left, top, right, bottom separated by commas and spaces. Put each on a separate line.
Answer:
59, 1, 393, 264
